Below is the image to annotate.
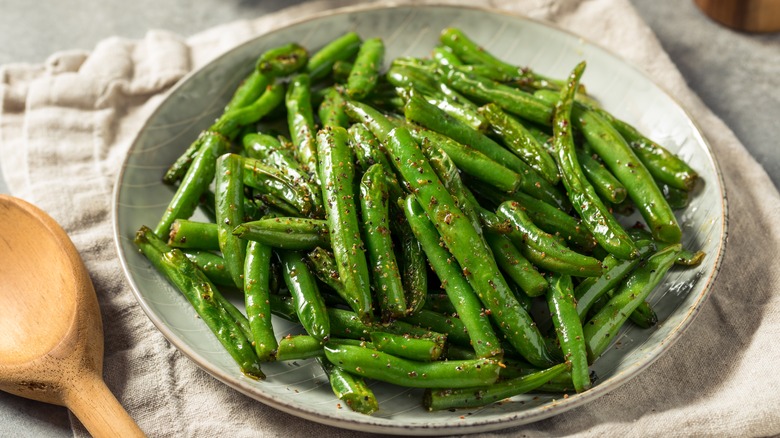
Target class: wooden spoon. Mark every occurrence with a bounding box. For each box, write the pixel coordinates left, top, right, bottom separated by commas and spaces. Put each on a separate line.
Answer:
0, 195, 144, 437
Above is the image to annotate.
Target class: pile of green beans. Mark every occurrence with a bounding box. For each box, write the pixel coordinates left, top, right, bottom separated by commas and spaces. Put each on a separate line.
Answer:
135, 27, 703, 414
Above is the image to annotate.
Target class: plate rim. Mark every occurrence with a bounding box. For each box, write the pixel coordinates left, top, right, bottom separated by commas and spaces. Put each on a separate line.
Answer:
112, 2, 729, 434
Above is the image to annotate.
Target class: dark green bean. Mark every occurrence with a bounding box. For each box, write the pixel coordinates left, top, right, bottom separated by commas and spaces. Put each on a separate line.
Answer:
233, 217, 329, 250
324, 343, 501, 389
255, 42, 308, 77
215, 153, 247, 288
484, 229, 547, 297
155, 132, 228, 237
276, 335, 324, 361
181, 250, 234, 287
285, 73, 319, 183
551, 62, 638, 260
584, 243, 682, 362
316, 357, 378, 415
576, 149, 627, 204
135, 226, 263, 379
306, 32, 362, 80
168, 219, 220, 250
370, 331, 445, 362
278, 250, 330, 341
318, 86, 351, 129
241, 155, 315, 217
546, 273, 590, 392
244, 240, 277, 361
360, 163, 406, 319
424, 362, 567, 411
480, 103, 559, 184
347, 37, 385, 100
497, 201, 603, 277
316, 127, 373, 322
403, 196, 502, 358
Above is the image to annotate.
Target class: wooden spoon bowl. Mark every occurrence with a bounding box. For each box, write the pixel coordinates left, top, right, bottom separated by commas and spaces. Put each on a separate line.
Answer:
0, 195, 143, 437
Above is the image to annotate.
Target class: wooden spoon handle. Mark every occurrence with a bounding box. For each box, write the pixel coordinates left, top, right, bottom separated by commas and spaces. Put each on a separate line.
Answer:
63, 370, 145, 437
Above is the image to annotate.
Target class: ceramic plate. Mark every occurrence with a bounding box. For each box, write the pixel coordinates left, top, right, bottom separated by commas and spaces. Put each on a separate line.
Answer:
113, 4, 727, 435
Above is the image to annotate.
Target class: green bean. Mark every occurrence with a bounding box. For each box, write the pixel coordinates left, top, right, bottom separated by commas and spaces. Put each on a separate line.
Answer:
155, 132, 228, 237
278, 250, 330, 341
168, 219, 219, 250
484, 230, 547, 297
215, 153, 247, 288
306, 247, 345, 294
497, 201, 603, 277
596, 109, 699, 191
431, 45, 462, 67
346, 37, 385, 100
383, 125, 553, 366
210, 82, 285, 139
181, 250, 234, 287
386, 62, 482, 116
574, 240, 656, 320
629, 301, 658, 329
551, 62, 638, 260
469, 180, 597, 251
403, 196, 502, 358
480, 103, 559, 184
244, 240, 277, 361
359, 163, 406, 319
676, 248, 706, 266
285, 74, 319, 182
134, 226, 263, 379
275, 335, 324, 361
396, 214, 428, 315
546, 273, 590, 392
255, 42, 308, 77
403, 91, 568, 209
307, 32, 362, 81
576, 109, 681, 244
576, 149, 627, 204
439, 64, 554, 126
233, 217, 329, 250
403, 309, 472, 351
661, 183, 690, 210
331, 60, 353, 82
316, 357, 378, 415
409, 127, 520, 193
241, 155, 315, 217
439, 27, 563, 91
584, 243, 682, 362
318, 86, 351, 129
370, 331, 445, 362
224, 70, 271, 113
324, 343, 501, 389
424, 362, 567, 411
316, 127, 373, 322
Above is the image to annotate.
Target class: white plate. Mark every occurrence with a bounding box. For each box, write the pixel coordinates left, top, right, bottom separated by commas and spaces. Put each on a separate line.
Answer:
113, 4, 727, 435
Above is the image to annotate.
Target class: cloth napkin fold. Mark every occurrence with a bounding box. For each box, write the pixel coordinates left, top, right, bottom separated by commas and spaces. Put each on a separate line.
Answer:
2, 0, 779, 436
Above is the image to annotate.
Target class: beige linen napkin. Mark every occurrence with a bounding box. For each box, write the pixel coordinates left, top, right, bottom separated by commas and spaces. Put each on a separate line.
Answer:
1, 0, 779, 436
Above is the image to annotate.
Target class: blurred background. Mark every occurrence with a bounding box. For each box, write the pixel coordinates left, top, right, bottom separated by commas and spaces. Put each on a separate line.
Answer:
0, 0, 778, 435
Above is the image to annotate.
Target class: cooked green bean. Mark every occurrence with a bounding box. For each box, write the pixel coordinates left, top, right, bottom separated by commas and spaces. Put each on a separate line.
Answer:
244, 240, 277, 361
276, 335, 324, 361
155, 132, 228, 237
480, 103, 559, 184
347, 37, 385, 100
424, 362, 567, 411
233, 217, 329, 250
241, 155, 315, 217
307, 32, 362, 80
360, 163, 407, 319
547, 273, 590, 393
256, 42, 308, 77
135, 226, 263, 379
181, 250, 234, 287
576, 149, 627, 204
215, 153, 247, 288
317, 357, 378, 415
285, 73, 319, 182
484, 229, 547, 297
497, 201, 603, 277
324, 343, 501, 389
584, 243, 682, 362
370, 331, 445, 362
279, 250, 330, 341
316, 127, 373, 322
168, 219, 220, 250
551, 62, 638, 260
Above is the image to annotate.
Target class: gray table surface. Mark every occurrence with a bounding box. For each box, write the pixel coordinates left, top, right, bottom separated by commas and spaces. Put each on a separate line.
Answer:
1, 0, 778, 436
